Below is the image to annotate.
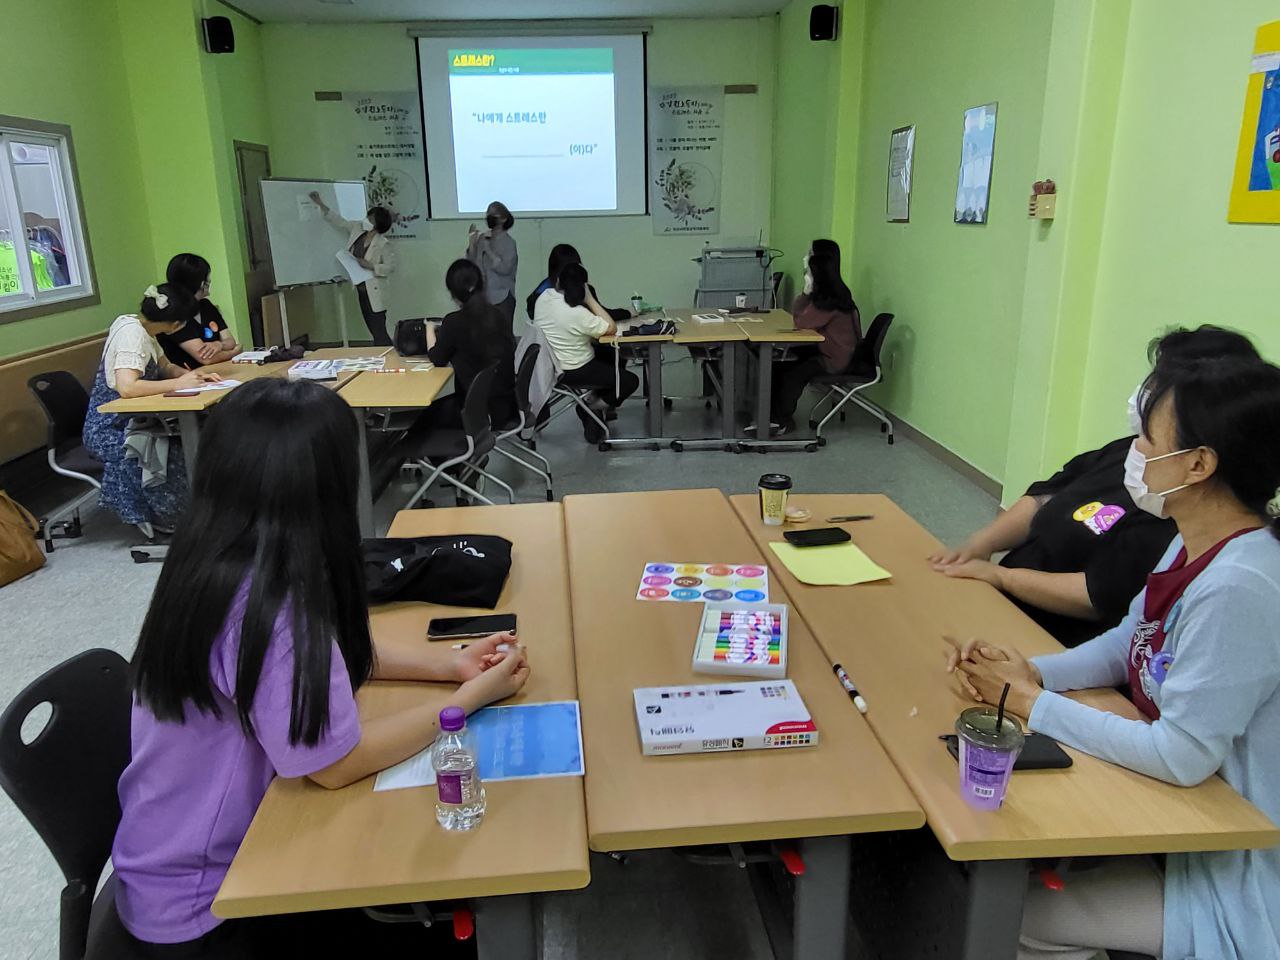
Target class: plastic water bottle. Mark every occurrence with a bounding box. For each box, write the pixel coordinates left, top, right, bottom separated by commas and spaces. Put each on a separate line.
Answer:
631, 292, 644, 315
433, 706, 486, 830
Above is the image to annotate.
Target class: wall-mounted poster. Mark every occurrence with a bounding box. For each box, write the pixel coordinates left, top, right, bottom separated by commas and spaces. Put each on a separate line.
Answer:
322, 91, 428, 238
887, 125, 915, 222
955, 103, 998, 224
1228, 20, 1280, 224
649, 87, 723, 236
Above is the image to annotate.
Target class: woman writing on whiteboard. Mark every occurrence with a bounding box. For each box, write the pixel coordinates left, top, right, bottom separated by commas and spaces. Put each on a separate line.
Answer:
310, 191, 397, 346
465, 200, 518, 331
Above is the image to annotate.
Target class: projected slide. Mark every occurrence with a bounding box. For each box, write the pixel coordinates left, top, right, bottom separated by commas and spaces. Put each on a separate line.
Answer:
448, 49, 617, 212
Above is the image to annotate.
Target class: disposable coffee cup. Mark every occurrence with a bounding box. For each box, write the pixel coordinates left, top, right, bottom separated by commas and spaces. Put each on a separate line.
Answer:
735, 293, 748, 308
955, 707, 1024, 811
758, 474, 792, 526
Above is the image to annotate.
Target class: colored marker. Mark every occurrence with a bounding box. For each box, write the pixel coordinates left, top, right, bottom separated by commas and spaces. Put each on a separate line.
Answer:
832, 663, 868, 714
826, 514, 874, 523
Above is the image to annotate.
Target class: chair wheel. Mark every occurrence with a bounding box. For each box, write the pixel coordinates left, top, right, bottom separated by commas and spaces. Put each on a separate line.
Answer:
597, 442, 610, 452
130, 550, 151, 564
545, 491, 554, 502
663, 398, 673, 410
672, 441, 684, 452
880, 423, 888, 433
888, 435, 895, 445
808, 420, 818, 429
817, 436, 828, 448
704, 401, 712, 410
805, 443, 819, 453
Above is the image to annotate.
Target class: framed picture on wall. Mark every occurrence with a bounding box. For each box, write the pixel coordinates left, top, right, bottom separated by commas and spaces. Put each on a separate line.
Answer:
886, 125, 915, 222
954, 102, 998, 224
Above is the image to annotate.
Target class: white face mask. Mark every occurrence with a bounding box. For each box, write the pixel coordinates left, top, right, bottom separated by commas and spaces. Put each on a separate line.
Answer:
361, 217, 373, 232
802, 271, 814, 295
1123, 441, 1194, 518
1126, 383, 1147, 436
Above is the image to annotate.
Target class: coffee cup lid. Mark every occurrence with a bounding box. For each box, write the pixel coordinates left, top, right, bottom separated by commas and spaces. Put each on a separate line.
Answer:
759, 473, 793, 490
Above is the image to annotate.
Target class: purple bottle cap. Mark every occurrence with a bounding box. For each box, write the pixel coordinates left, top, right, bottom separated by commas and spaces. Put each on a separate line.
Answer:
439, 706, 465, 731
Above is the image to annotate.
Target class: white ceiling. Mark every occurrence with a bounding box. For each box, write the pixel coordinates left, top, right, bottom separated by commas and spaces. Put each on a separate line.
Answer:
226, 0, 787, 24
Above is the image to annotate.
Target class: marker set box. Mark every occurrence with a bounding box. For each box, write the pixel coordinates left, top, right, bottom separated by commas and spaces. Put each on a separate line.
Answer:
633, 680, 817, 756
692, 602, 788, 679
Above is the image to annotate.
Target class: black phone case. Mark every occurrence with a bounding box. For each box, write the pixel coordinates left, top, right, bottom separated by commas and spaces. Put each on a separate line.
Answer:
942, 733, 1073, 770
783, 527, 852, 548
426, 614, 517, 639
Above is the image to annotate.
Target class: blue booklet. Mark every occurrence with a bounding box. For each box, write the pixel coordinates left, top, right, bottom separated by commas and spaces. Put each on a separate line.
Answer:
374, 700, 584, 792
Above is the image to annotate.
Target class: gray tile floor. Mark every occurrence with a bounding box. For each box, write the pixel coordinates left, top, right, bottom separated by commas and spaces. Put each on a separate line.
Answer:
0, 358, 1003, 959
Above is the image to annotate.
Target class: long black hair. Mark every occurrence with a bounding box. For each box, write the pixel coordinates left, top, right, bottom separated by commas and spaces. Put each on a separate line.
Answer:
558, 262, 589, 308
807, 250, 855, 314
166, 253, 211, 298
547, 243, 581, 284
1140, 357, 1280, 540
132, 378, 374, 745
810, 238, 842, 273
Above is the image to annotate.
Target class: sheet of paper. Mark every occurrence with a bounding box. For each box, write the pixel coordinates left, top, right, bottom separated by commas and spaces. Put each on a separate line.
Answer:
768, 541, 891, 587
636, 562, 769, 603
692, 313, 725, 323
231, 351, 271, 363
180, 379, 241, 393
334, 356, 386, 372
335, 249, 374, 285
374, 701, 584, 793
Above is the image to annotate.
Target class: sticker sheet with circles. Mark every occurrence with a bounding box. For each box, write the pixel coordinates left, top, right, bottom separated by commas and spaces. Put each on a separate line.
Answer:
636, 562, 770, 603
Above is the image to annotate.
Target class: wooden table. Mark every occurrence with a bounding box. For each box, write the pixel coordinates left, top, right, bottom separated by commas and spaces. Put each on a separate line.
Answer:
729, 493, 1280, 958
214, 503, 588, 959
602, 308, 752, 445
731, 309, 824, 452
563, 489, 922, 960
336, 359, 454, 536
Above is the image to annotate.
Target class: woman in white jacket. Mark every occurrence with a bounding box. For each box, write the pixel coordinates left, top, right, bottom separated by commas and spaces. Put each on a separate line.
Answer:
310, 192, 397, 345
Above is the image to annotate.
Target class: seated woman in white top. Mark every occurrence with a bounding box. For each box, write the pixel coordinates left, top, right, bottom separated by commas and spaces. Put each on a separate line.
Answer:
531, 262, 639, 443
82, 284, 222, 536
947, 355, 1280, 960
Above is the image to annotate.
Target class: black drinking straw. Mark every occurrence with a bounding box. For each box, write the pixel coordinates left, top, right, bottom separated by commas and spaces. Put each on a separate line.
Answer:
996, 682, 1011, 733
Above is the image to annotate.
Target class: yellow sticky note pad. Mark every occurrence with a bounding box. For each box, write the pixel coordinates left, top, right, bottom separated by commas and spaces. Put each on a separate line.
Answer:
768, 541, 891, 587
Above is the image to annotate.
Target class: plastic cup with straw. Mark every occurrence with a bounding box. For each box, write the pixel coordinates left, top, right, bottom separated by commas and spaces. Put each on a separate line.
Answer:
955, 682, 1026, 811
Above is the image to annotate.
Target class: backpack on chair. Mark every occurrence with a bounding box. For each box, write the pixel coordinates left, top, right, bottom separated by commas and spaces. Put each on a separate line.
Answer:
0, 491, 46, 587
394, 318, 438, 356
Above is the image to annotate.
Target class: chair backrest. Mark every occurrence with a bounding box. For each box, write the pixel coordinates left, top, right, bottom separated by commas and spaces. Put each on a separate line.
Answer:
849, 313, 894, 377
462, 363, 498, 454
0, 649, 131, 890
27, 371, 91, 450
513, 341, 541, 425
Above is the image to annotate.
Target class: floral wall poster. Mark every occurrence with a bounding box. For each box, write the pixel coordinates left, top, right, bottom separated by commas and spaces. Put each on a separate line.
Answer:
955, 102, 998, 224
1228, 20, 1280, 223
325, 92, 428, 238
648, 87, 723, 236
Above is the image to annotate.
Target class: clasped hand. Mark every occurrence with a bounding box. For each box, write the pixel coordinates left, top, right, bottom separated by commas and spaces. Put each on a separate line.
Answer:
943, 635, 1043, 719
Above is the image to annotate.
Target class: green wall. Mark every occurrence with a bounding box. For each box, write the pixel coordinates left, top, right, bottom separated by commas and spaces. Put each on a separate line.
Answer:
0, 0, 154, 358
260, 18, 778, 340
1076, 0, 1280, 450
847, 0, 1055, 482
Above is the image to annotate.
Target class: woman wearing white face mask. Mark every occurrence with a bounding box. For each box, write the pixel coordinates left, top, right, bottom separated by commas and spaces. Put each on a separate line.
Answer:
932, 325, 1257, 647
947, 355, 1280, 960
311, 192, 397, 346
757, 238, 861, 436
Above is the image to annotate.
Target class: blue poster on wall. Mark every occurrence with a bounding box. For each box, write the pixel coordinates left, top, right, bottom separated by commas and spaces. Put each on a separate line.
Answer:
955, 102, 998, 224
1249, 69, 1280, 191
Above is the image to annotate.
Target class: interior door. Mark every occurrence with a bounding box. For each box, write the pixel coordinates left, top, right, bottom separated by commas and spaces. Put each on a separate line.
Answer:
234, 141, 273, 347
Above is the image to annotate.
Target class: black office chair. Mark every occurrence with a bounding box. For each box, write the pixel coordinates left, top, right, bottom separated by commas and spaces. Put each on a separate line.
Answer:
0, 649, 132, 960
27, 372, 105, 552
807, 313, 895, 446
492, 343, 554, 501
404, 364, 515, 508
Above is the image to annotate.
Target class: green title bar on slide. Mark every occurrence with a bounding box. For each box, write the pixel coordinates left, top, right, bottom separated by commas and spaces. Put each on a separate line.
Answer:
447, 48, 613, 76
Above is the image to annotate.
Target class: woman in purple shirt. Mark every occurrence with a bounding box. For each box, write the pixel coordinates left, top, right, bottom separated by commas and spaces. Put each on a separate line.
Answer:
90, 377, 530, 957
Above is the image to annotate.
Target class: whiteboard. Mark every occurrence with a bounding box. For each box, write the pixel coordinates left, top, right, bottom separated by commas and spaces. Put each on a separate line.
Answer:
261, 179, 368, 288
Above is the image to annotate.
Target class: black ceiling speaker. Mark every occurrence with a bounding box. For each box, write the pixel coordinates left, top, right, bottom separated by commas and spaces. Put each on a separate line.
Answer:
202, 16, 235, 54
809, 5, 838, 41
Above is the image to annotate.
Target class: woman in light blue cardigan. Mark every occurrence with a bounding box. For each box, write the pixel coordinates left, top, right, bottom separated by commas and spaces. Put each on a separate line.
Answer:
950, 355, 1280, 960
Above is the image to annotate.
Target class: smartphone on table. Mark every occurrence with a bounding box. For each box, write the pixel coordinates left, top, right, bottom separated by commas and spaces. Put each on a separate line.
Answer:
426, 613, 517, 641
783, 527, 852, 548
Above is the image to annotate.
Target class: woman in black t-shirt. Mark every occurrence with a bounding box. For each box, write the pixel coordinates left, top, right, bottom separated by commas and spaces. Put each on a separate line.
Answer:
425, 259, 516, 429
157, 253, 240, 369
930, 324, 1259, 646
